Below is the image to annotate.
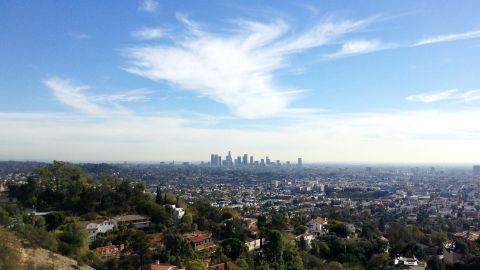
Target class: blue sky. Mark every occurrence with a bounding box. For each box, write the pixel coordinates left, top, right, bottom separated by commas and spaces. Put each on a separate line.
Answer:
1, 0, 480, 163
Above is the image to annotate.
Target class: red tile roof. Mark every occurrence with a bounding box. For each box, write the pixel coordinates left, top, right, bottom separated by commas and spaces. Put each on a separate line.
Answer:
184, 232, 211, 244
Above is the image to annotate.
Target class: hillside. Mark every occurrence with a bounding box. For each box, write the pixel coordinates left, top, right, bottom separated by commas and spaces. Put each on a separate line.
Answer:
21, 247, 95, 270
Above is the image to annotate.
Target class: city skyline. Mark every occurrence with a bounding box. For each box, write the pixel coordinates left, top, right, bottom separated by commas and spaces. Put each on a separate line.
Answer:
209, 151, 302, 167
1, 1, 480, 163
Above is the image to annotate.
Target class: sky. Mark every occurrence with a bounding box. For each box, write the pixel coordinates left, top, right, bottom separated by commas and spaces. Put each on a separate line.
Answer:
1, 0, 480, 164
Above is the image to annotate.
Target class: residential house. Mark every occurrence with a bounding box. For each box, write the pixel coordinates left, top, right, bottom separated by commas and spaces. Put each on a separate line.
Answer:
307, 217, 328, 236
169, 205, 185, 221
95, 243, 124, 258
113, 214, 151, 229
244, 237, 263, 251
184, 231, 215, 251
296, 232, 315, 249
78, 219, 115, 242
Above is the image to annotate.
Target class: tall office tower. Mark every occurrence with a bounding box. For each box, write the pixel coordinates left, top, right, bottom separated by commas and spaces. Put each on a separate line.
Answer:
226, 151, 233, 166
218, 156, 222, 167
243, 154, 248, 165
297, 158, 303, 167
210, 154, 215, 167
276, 160, 280, 166
214, 154, 219, 166
474, 165, 480, 176
250, 156, 254, 164
266, 156, 270, 165
260, 159, 265, 165
235, 156, 242, 166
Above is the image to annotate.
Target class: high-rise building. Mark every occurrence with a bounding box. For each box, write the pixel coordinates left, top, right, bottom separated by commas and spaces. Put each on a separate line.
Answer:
260, 159, 265, 166
266, 156, 270, 165
210, 154, 215, 167
243, 154, 248, 165
235, 156, 242, 166
226, 151, 233, 166
217, 156, 222, 167
214, 154, 219, 166
250, 156, 254, 164
474, 165, 480, 176
297, 158, 303, 167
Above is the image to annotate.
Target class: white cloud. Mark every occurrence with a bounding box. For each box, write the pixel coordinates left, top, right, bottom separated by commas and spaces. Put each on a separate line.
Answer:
1, 109, 480, 163
413, 29, 480, 46
44, 77, 108, 115
44, 77, 152, 115
123, 16, 372, 118
93, 89, 153, 102
406, 89, 480, 103
326, 39, 394, 58
69, 32, 90, 40
131, 27, 166, 40
140, 0, 159, 13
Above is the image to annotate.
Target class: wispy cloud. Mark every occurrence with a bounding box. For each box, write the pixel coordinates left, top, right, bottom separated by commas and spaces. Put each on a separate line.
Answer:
406, 88, 480, 103
413, 29, 480, 46
69, 32, 90, 40
123, 15, 372, 118
325, 39, 395, 58
44, 77, 107, 115
131, 27, 166, 40
93, 89, 153, 102
140, 0, 159, 13
44, 76, 152, 115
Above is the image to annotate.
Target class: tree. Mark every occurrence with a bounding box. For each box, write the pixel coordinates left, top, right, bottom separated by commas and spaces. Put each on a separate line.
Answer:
156, 186, 162, 205
270, 213, 288, 230
283, 241, 304, 270
329, 223, 348, 238
263, 230, 285, 263
179, 212, 195, 232
57, 222, 89, 257
221, 238, 246, 261
44, 212, 66, 231
427, 256, 445, 270
311, 239, 330, 258
367, 253, 389, 270
0, 207, 10, 226
431, 231, 448, 247
186, 259, 207, 270
299, 236, 307, 251
163, 232, 195, 264
326, 261, 344, 270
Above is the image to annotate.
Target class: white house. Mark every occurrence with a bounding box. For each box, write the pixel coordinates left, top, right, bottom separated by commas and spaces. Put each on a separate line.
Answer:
79, 219, 116, 242
296, 232, 315, 249
244, 237, 264, 251
170, 205, 185, 221
307, 217, 328, 236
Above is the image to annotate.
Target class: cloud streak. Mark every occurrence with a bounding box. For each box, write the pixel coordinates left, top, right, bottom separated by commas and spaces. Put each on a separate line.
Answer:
406, 89, 480, 103
123, 15, 372, 118
413, 29, 480, 46
44, 77, 152, 115
325, 39, 395, 58
131, 27, 166, 40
